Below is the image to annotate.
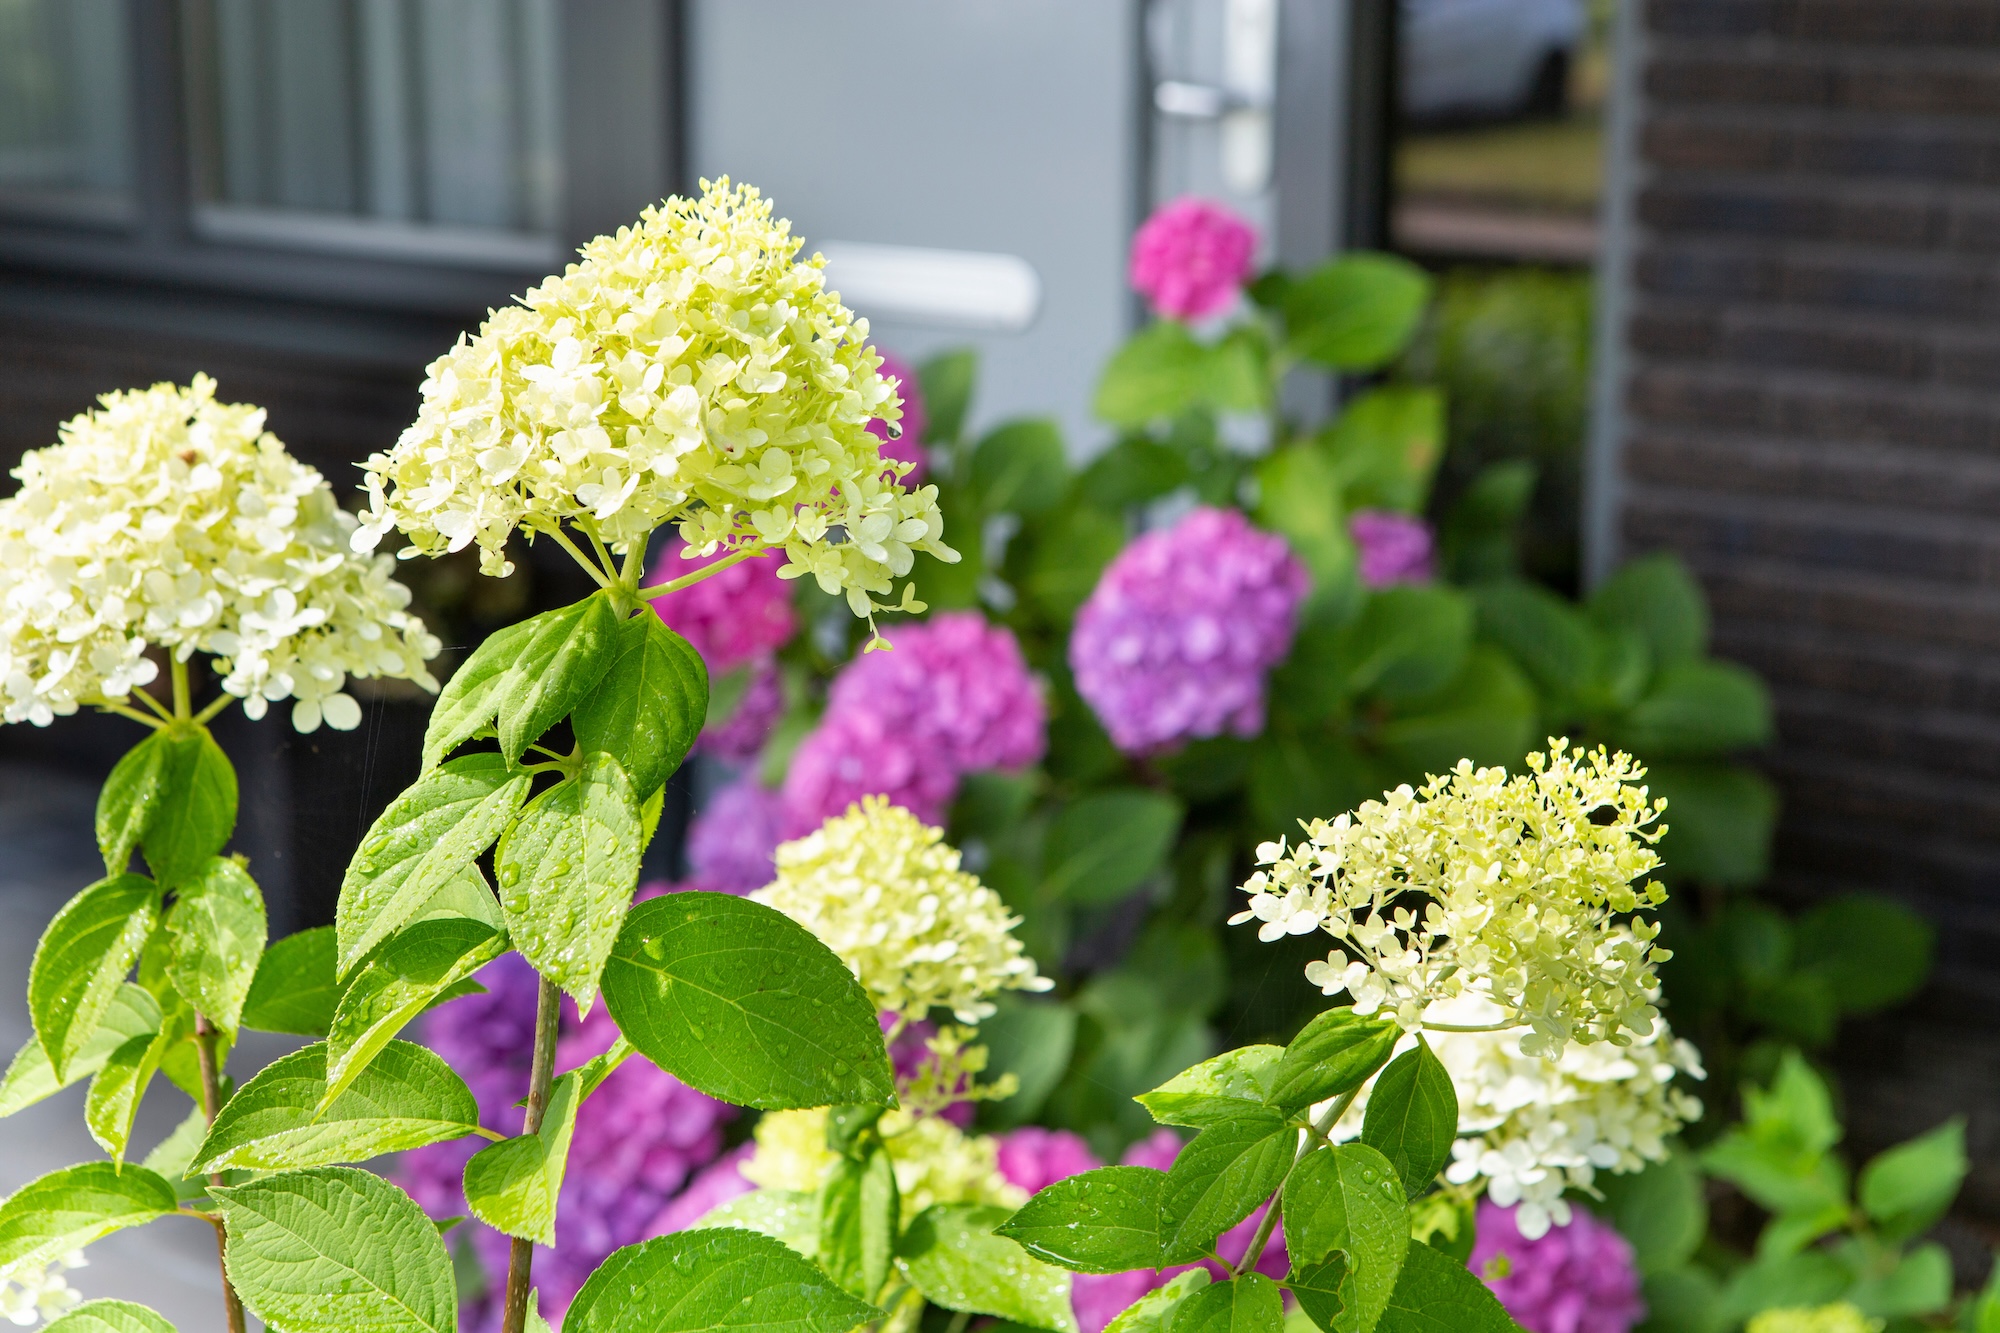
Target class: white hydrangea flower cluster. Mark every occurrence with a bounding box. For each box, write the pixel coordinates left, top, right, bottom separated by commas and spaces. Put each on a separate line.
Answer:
742, 1106, 1025, 1225
1746, 1306, 1882, 1333
353, 177, 955, 620
754, 797, 1052, 1023
1328, 993, 1703, 1240
1231, 742, 1669, 1056
0, 1251, 85, 1326
0, 377, 440, 731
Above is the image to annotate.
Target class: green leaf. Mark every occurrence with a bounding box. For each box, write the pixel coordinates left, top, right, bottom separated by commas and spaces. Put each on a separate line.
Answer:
1613, 661, 1771, 759
1331, 586, 1473, 702
0, 984, 159, 1118
817, 1143, 898, 1300
29, 874, 160, 1081
240, 927, 340, 1036
693, 1189, 820, 1258
138, 727, 237, 889
1254, 447, 1356, 606
1040, 790, 1183, 907
213, 1166, 455, 1333
1359, 1039, 1458, 1198
42, 1300, 177, 1333
976, 996, 1077, 1129
496, 750, 642, 1008
194, 1040, 480, 1173
163, 856, 266, 1032
1470, 579, 1597, 706
1136, 1046, 1283, 1127
1858, 1119, 1966, 1241
325, 913, 506, 1108
338, 752, 531, 977
464, 1069, 582, 1245
1104, 1268, 1210, 1333
1173, 1272, 1285, 1333
897, 1204, 1077, 1333
572, 612, 708, 800
1019, 501, 1130, 620
1095, 322, 1210, 428
1438, 461, 1536, 585
1372, 646, 1537, 777
564, 1228, 880, 1333
1409, 1192, 1475, 1264
918, 347, 978, 448
1284, 1145, 1409, 1333
140, 1106, 211, 1197
971, 418, 1070, 516
422, 617, 537, 770
1374, 1240, 1522, 1333
494, 592, 624, 763
1159, 1110, 1293, 1264
1595, 1151, 1706, 1276
1589, 552, 1707, 669
1646, 761, 1777, 888
1714, 1249, 1847, 1326
1078, 434, 1190, 509
1794, 893, 1934, 1016
602, 892, 895, 1110
1319, 385, 1445, 514
1284, 254, 1431, 372
96, 735, 169, 877
1271, 1011, 1401, 1114
997, 1166, 1164, 1273
0, 1162, 176, 1282
1287, 1255, 1351, 1333
84, 1020, 176, 1166
1848, 1242, 1953, 1319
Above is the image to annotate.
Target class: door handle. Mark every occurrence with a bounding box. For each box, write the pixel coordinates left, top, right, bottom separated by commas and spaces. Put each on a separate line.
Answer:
1151, 0, 1279, 193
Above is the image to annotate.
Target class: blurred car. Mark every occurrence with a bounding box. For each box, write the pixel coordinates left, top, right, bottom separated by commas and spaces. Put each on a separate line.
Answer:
1401, 0, 1587, 123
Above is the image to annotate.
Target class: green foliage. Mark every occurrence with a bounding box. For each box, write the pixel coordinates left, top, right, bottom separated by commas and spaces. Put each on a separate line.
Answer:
464, 1069, 582, 1245
1359, 1040, 1459, 1199
29, 873, 160, 1081
326, 911, 506, 1106
214, 1167, 457, 1333
1376, 1241, 1522, 1333
1266, 1009, 1400, 1113
1040, 790, 1183, 907
600, 893, 895, 1109
163, 856, 266, 1034
1172, 1272, 1285, 1333
194, 1041, 480, 1173
1318, 386, 1446, 515
0, 983, 157, 1118
563, 1229, 880, 1333
818, 1139, 899, 1301
41, 1301, 177, 1333
493, 592, 623, 763
571, 613, 708, 800
997, 1166, 1164, 1273
898, 1204, 1077, 1333
1158, 1110, 1293, 1263
1284, 1145, 1409, 1333
421, 615, 537, 770
128, 727, 238, 889
1104, 1269, 1211, 1333
1282, 255, 1433, 371
973, 419, 1071, 516
83, 1015, 176, 1164
239, 927, 340, 1036
0, 1162, 178, 1277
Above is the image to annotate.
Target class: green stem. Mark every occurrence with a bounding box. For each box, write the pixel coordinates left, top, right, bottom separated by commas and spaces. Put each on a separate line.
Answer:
1233, 1086, 1362, 1278
170, 658, 192, 721
133, 684, 176, 721
943, 1310, 971, 1333
1418, 1021, 1518, 1034
501, 976, 563, 1333
99, 701, 165, 730
534, 522, 613, 589
192, 692, 238, 727
194, 1014, 248, 1333
583, 527, 618, 583
632, 544, 762, 601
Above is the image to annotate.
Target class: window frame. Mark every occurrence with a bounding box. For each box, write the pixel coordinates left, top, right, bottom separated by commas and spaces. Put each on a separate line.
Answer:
0, 0, 684, 319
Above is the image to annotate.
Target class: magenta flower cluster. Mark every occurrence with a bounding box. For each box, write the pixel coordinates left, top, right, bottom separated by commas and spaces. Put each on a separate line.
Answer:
1350, 510, 1436, 587
992, 1127, 1286, 1333
1069, 507, 1309, 754
783, 610, 1046, 827
646, 539, 798, 761
866, 351, 930, 483
1128, 198, 1260, 321
1471, 1201, 1647, 1333
399, 952, 736, 1331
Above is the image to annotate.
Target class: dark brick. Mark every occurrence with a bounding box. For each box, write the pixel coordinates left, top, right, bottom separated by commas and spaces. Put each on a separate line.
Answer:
1649, 1, 2000, 45
1636, 246, 1779, 302
1697, 561, 2000, 652
1623, 490, 2000, 586
1625, 367, 1772, 432
1626, 431, 2000, 515
1628, 308, 1718, 359
1639, 184, 1944, 248
1642, 121, 1785, 174
1776, 255, 1998, 321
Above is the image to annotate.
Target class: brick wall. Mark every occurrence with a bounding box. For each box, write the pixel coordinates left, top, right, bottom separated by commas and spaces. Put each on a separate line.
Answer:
1606, 0, 2000, 1221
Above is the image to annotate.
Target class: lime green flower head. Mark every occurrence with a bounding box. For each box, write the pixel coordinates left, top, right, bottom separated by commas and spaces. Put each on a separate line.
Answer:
354, 177, 955, 621
1746, 1304, 1882, 1333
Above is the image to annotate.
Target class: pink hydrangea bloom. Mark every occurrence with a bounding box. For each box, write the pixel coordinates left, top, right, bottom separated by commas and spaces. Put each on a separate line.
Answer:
696, 657, 785, 763
1471, 1201, 1647, 1333
686, 771, 793, 895
1349, 510, 1436, 587
997, 1128, 1104, 1196
1129, 198, 1260, 321
645, 1144, 758, 1237
783, 611, 1045, 827
1070, 507, 1309, 754
866, 352, 930, 483
647, 540, 798, 675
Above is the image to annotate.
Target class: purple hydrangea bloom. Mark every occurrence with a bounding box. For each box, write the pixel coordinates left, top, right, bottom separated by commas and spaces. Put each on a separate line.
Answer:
1070, 507, 1309, 754
647, 540, 798, 675
686, 771, 793, 894
697, 656, 785, 763
1471, 1201, 1646, 1333
866, 351, 930, 483
783, 611, 1044, 827
1349, 510, 1436, 587
996, 1127, 1103, 1196
398, 950, 736, 1330
1129, 198, 1260, 321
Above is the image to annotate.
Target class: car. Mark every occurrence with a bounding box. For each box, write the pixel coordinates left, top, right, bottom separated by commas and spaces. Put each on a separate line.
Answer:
1401, 0, 1588, 123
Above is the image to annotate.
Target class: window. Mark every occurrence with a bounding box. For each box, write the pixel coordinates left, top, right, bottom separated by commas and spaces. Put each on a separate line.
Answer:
0, 0, 133, 222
